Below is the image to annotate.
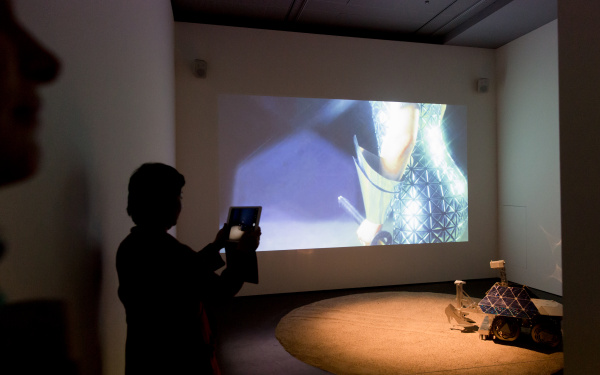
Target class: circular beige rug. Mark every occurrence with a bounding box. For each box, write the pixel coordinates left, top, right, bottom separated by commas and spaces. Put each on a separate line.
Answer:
276, 292, 563, 374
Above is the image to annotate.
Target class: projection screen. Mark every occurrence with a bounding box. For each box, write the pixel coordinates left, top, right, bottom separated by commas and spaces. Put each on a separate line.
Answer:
218, 95, 468, 251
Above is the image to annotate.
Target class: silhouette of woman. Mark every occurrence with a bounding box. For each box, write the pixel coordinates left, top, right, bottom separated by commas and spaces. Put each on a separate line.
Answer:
117, 163, 260, 375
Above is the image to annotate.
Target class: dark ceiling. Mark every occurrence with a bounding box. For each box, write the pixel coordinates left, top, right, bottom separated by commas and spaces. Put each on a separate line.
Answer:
171, 0, 557, 49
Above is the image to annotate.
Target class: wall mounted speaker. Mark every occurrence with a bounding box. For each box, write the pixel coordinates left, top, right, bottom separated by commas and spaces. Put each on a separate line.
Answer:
194, 59, 207, 78
477, 78, 489, 93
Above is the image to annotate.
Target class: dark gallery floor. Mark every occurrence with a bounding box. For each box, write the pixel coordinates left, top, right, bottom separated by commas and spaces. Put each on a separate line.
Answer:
212, 279, 563, 375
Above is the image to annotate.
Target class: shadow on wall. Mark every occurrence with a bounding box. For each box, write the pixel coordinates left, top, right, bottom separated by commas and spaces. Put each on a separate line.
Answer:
62, 166, 104, 375
0, 166, 104, 375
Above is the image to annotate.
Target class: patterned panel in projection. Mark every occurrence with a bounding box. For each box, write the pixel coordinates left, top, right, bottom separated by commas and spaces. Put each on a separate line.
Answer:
391, 104, 467, 243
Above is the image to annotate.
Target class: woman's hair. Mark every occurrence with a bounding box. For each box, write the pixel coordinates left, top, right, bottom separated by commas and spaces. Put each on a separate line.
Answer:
127, 163, 185, 227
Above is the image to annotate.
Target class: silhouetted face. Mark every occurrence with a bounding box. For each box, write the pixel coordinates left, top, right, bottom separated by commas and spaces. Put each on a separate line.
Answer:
165, 190, 183, 230
0, 0, 60, 186
127, 163, 186, 230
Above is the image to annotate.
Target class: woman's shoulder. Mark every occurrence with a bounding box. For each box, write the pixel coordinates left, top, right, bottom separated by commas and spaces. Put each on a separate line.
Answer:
118, 226, 195, 257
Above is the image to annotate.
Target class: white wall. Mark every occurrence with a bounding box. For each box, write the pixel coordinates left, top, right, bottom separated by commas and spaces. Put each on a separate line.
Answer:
558, 0, 600, 372
174, 23, 498, 296
1, 1, 175, 374
496, 21, 562, 295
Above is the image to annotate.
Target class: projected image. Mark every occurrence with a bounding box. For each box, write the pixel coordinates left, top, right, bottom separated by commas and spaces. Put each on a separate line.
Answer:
218, 96, 468, 251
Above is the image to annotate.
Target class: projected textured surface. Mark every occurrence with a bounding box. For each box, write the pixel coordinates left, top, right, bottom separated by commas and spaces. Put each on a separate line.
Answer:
355, 102, 468, 245
219, 96, 468, 250
390, 104, 468, 243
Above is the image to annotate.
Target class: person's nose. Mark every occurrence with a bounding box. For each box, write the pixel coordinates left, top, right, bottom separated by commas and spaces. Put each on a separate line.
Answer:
19, 30, 60, 84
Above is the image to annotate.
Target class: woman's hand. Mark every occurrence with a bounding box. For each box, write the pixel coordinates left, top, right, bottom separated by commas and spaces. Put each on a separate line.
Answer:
237, 226, 261, 252
213, 223, 230, 249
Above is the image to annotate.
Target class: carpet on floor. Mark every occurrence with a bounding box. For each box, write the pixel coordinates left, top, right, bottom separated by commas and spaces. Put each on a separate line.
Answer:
275, 291, 563, 374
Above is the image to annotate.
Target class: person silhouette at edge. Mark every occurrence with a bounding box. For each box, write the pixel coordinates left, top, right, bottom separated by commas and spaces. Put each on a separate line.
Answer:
0, 0, 60, 262
116, 163, 261, 375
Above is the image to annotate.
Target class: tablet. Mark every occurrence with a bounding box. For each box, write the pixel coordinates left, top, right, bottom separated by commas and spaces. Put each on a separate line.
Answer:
227, 206, 262, 241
